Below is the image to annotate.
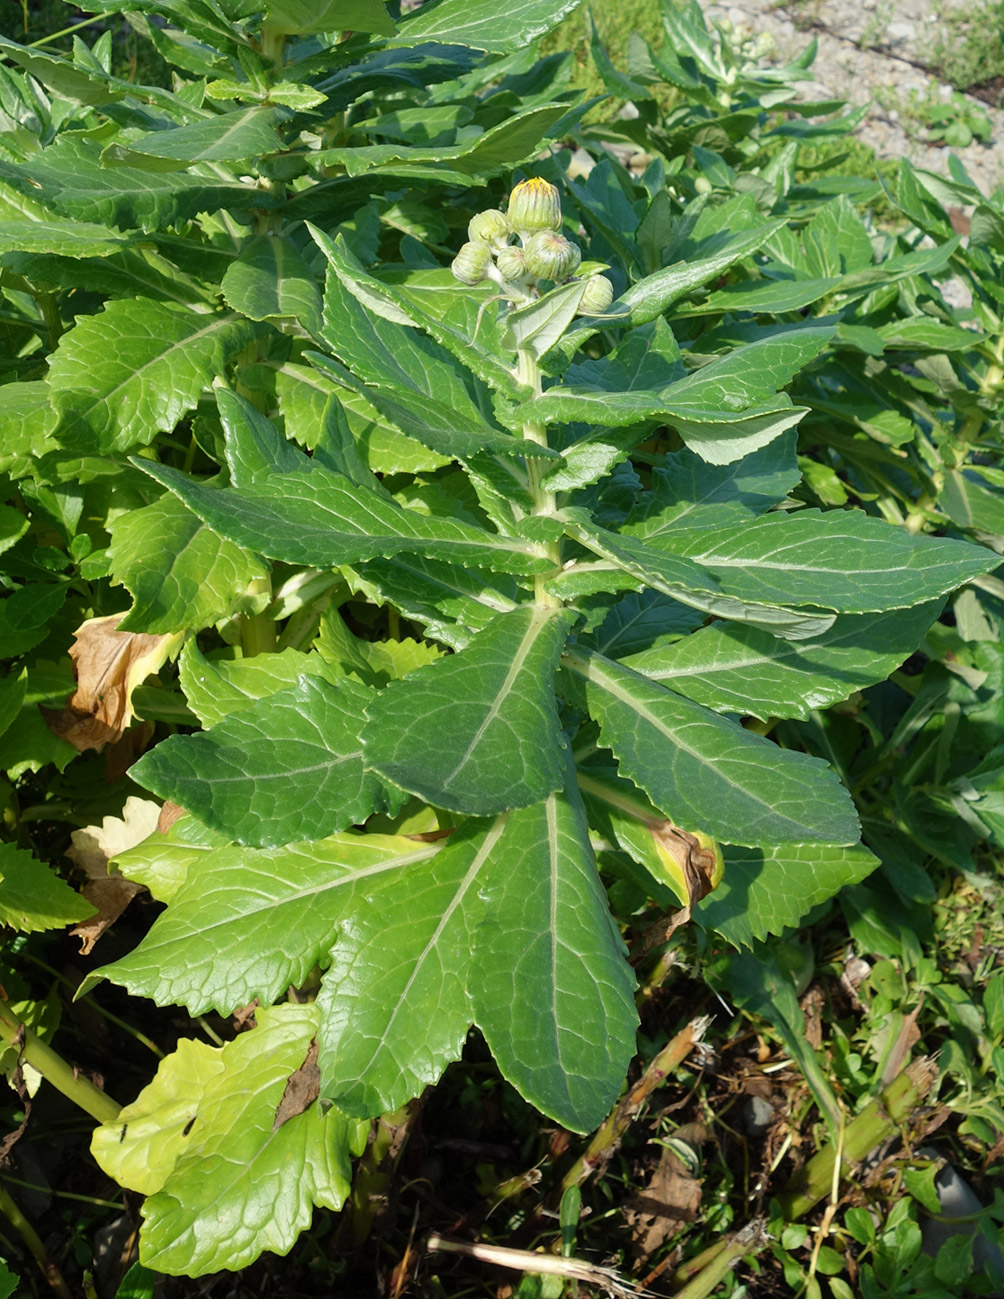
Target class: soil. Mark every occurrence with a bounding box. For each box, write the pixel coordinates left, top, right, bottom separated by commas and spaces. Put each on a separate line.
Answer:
703, 0, 1004, 193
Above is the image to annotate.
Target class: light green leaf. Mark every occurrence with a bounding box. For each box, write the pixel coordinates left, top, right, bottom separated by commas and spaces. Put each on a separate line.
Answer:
565, 649, 860, 847
113, 809, 229, 904
363, 605, 574, 815
622, 603, 943, 721
657, 509, 999, 613
673, 276, 842, 317
0, 382, 58, 478
876, 317, 985, 351
0, 842, 95, 932
0, 506, 29, 557
93, 832, 438, 1013
393, 0, 585, 53
502, 279, 591, 360
262, 0, 396, 35
316, 821, 495, 1116
109, 495, 265, 634
110, 107, 285, 166
696, 843, 879, 945
179, 642, 332, 727
0, 672, 28, 743
0, 219, 129, 258
471, 763, 638, 1133
49, 300, 260, 453
131, 675, 400, 848
136, 459, 549, 576
220, 235, 322, 336
216, 387, 306, 485
93, 1005, 362, 1277
316, 606, 441, 687
3, 660, 78, 778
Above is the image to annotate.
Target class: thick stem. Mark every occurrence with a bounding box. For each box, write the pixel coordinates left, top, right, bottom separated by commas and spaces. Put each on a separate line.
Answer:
516, 347, 562, 609
778, 1058, 937, 1220
558, 1017, 709, 1197
671, 1221, 769, 1299
0, 1000, 120, 1125
240, 575, 275, 657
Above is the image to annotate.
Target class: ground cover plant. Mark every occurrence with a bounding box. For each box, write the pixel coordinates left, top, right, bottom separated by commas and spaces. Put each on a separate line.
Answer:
1, 0, 1004, 1294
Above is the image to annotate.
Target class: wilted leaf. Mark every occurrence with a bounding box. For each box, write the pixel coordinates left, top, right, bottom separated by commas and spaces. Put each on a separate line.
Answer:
66, 796, 161, 952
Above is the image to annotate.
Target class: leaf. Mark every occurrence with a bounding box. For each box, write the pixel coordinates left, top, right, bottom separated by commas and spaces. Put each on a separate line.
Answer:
217, 387, 307, 484
393, 0, 586, 53
364, 605, 574, 815
316, 820, 494, 1116
673, 276, 842, 317
93, 831, 438, 1013
656, 510, 999, 613
109, 107, 285, 166
179, 642, 332, 727
0, 842, 94, 932
696, 843, 879, 945
135, 459, 549, 576
502, 279, 592, 360
109, 495, 266, 634
624, 434, 800, 535
565, 649, 860, 848
220, 235, 322, 336
307, 352, 547, 461
622, 603, 944, 721
0, 218, 130, 258
65, 798, 160, 952
588, 589, 705, 659
561, 513, 837, 640
131, 675, 399, 848
4, 660, 78, 778
43, 615, 181, 752
113, 807, 229, 904
91, 1005, 363, 1277
0, 671, 28, 743
471, 763, 638, 1133
48, 300, 261, 453
262, 0, 396, 35
0, 584, 66, 659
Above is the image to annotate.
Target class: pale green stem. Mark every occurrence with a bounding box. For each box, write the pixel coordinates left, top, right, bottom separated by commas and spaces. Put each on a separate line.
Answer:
0, 1000, 120, 1125
240, 575, 275, 657
516, 347, 562, 609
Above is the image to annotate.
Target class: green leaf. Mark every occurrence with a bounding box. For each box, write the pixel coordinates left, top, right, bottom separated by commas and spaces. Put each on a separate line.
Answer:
0, 842, 95, 932
588, 590, 704, 659
92, 1005, 362, 1277
113, 809, 229, 904
0, 672, 28, 743
561, 513, 837, 640
216, 387, 306, 484
179, 642, 333, 727
316, 820, 494, 1116
220, 235, 322, 336
673, 276, 842, 317
696, 843, 880, 945
109, 496, 265, 634
109, 107, 285, 166
262, 0, 396, 36
0, 507, 29, 558
471, 763, 638, 1132
3, 660, 78, 778
0, 585, 66, 659
49, 300, 260, 454
307, 352, 548, 461
93, 832, 438, 1013
131, 675, 400, 848
136, 459, 548, 576
657, 510, 999, 613
316, 607, 441, 687
622, 603, 943, 721
626, 435, 800, 535
393, 0, 585, 53
565, 649, 860, 847
502, 279, 592, 360
363, 605, 574, 814
0, 383, 59, 479
0, 218, 130, 258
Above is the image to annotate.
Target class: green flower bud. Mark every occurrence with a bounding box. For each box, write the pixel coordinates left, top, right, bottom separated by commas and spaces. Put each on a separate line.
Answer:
507, 177, 562, 235
495, 245, 529, 285
468, 208, 510, 245
577, 273, 615, 315
451, 240, 492, 285
522, 230, 581, 282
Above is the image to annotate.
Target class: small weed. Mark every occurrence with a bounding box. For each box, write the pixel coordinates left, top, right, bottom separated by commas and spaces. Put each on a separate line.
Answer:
922, 0, 1004, 100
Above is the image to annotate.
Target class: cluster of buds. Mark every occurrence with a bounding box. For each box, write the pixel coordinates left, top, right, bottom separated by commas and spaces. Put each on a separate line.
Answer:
451, 178, 615, 317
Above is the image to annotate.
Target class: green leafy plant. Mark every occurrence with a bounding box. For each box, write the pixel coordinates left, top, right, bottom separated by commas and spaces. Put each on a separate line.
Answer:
925, 92, 993, 148
2, 0, 1003, 1287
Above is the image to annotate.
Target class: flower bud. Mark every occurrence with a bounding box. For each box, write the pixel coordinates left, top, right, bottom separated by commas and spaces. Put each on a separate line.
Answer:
507, 177, 562, 235
577, 273, 615, 315
522, 230, 581, 282
468, 208, 509, 245
495, 245, 529, 285
451, 240, 492, 285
